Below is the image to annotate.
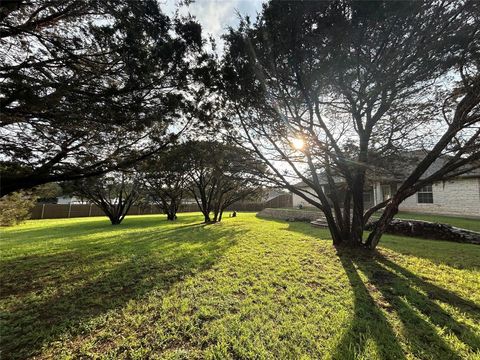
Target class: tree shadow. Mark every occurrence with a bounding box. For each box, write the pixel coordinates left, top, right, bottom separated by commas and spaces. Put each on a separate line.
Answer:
1, 224, 244, 359
375, 255, 480, 323
262, 217, 480, 271
334, 249, 480, 360
378, 235, 480, 271
333, 251, 406, 360
1, 214, 204, 245
254, 217, 333, 241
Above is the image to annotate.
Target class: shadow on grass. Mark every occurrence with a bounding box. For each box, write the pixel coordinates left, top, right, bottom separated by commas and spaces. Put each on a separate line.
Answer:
1, 214, 204, 245
255, 216, 333, 241
333, 253, 406, 360
334, 249, 480, 360
0, 221, 244, 360
262, 216, 480, 271
378, 235, 480, 271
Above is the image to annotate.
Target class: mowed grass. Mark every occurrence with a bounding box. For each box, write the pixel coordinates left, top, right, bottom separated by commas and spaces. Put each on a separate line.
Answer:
1, 213, 479, 360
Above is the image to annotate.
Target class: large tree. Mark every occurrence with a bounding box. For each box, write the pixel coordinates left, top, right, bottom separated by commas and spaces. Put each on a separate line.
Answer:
0, 0, 207, 196
222, 0, 480, 248
71, 171, 141, 225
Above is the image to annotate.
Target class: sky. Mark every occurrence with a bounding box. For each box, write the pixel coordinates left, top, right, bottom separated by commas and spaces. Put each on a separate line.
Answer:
162, 0, 265, 52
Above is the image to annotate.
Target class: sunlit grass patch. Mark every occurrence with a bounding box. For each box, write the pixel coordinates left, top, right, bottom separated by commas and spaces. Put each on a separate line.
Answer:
1, 213, 479, 359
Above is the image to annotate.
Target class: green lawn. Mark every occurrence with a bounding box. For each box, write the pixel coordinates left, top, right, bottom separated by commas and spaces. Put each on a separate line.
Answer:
1, 213, 479, 360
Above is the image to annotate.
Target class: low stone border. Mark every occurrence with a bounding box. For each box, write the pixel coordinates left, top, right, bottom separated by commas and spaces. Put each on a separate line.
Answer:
366, 218, 480, 244
258, 208, 480, 245
257, 208, 324, 222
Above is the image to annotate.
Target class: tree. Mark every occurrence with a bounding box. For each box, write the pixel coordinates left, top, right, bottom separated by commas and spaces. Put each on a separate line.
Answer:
0, 0, 208, 196
183, 141, 265, 222
210, 153, 265, 222
222, 0, 480, 248
139, 147, 189, 221
0, 191, 37, 226
72, 172, 141, 225
0, 183, 62, 226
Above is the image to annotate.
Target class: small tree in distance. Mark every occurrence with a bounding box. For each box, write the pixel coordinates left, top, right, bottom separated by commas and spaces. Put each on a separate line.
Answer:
72, 172, 141, 225
183, 140, 266, 223
140, 147, 189, 221
210, 157, 265, 222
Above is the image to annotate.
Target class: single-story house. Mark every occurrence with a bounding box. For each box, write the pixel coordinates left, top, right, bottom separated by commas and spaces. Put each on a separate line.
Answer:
55, 195, 90, 204
292, 152, 480, 218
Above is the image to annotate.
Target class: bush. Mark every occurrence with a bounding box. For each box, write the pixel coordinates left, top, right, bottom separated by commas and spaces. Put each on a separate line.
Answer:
0, 191, 37, 226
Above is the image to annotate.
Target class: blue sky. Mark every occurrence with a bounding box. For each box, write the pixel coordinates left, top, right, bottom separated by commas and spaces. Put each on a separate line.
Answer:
162, 0, 265, 51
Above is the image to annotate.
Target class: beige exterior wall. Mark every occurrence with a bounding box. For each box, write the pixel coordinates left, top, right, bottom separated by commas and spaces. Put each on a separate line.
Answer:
398, 178, 480, 217
292, 187, 322, 208
292, 178, 480, 218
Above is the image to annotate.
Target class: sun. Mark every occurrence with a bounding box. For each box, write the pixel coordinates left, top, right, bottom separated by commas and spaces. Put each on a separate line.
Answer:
291, 138, 305, 150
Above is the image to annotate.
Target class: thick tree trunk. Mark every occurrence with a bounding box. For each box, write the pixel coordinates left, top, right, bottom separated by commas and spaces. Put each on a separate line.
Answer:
166, 201, 177, 220
365, 200, 400, 249
365, 185, 420, 249
323, 209, 344, 246
202, 207, 211, 222
344, 173, 366, 246
109, 216, 122, 225
212, 207, 220, 222
342, 191, 352, 239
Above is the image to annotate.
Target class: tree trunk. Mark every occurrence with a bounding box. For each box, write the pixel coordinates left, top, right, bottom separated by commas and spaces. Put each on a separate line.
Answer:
365, 200, 400, 249
166, 201, 177, 220
342, 190, 352, 239
323, 209, 344, 246
109, 216, 122, 225
203, 210, 211, 222
212, 206, 220, 222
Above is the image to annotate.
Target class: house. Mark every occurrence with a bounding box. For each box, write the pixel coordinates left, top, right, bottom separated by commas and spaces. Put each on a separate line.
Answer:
56, 195, 88, 204
263, 188, 287, 201
292, 152, 480, 218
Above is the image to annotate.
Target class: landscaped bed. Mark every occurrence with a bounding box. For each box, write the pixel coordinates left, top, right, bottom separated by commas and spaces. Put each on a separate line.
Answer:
1, 213, 479, 359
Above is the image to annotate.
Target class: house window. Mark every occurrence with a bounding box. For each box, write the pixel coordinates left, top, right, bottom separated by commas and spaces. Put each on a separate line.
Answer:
417, 185, 433, 204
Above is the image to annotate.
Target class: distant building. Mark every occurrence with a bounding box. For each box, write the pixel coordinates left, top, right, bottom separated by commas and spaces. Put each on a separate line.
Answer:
56, 196, 89, 204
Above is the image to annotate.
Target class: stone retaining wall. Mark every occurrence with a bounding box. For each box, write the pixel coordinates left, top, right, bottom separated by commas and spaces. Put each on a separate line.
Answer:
366, 218, 480, 244
257, 208, 324, 222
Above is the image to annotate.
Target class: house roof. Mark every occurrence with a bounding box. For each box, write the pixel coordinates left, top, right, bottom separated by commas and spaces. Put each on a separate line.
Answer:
292, 150, 480, 188
379, 150, 480, 180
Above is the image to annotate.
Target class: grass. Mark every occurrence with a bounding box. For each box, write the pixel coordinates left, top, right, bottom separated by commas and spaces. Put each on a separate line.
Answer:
1, 213, 479, 360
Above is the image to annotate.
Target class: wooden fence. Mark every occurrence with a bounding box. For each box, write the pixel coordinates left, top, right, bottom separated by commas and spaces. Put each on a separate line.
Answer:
29, 194, 293, 220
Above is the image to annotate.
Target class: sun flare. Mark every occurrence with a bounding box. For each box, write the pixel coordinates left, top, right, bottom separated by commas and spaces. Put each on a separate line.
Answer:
291, 138, 305, 150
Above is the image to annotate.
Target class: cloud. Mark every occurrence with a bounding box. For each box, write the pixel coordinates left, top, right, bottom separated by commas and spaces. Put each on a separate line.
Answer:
162, 0, 264, 52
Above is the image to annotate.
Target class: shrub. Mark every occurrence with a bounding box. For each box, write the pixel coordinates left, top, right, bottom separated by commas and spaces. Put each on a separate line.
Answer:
0, 191, 37, 226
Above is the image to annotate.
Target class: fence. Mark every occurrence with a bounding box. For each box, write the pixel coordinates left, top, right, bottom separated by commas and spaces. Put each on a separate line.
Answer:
29, 194, 293, 220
